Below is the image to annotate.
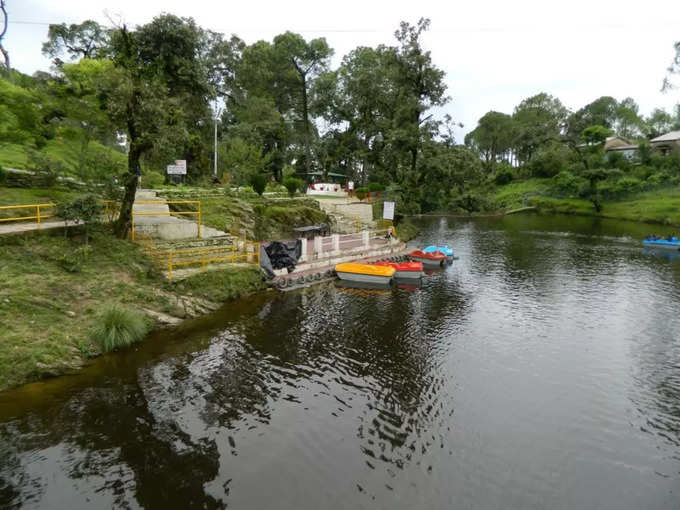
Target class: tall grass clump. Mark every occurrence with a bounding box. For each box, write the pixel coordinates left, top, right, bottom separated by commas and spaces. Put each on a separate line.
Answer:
91, 305, 151, 352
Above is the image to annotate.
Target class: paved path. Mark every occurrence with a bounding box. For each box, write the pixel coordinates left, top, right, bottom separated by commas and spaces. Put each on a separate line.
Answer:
0, 220, 77, 236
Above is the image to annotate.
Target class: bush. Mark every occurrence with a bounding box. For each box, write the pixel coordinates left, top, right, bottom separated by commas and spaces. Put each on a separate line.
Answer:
529, 144, 570, 177
367, 182, 385, 192
355, 186, 369, 200
143, 171, 165, 188
56, 194, 103, 245
646, 172, 670, 188
494, 163, 515, 185
551, 171, 589, 197
90, 305, 152, 352
250, 174, 267, 196
26, 150, 63, 187
283, 177, 303, 197
0, 165, 6, 185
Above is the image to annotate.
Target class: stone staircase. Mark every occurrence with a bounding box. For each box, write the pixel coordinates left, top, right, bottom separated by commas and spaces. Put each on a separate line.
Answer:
315, 197, 375, 234
133, 190, 228, 240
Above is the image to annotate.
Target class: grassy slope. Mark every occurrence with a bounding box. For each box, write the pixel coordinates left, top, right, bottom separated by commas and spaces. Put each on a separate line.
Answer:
490, 179, 680, 226
0, 137, 125, 175
159, 191, 331, 241
0, 228, 266, 391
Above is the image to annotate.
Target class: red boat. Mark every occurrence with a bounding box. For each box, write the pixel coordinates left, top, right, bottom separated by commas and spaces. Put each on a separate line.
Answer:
408, 250, 446, 268
374, 260, 423, 279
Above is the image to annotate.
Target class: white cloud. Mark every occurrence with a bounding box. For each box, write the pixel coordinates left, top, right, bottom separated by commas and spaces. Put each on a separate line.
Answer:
4, 0, 680, 141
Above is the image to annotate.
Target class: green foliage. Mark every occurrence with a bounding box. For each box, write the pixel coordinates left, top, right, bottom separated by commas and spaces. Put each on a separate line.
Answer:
580, 125, 612, 146
26, 150, 63, 186
367, 182, 385, 192
250, 173, 267, 196
283, 176, 303, 197
0, 165, 5, 185
56, 194, 103, 244
355, 186, 369, 200
528, 143, 571, 177
551, 171, 589, 197
90, 305, 151, 352
493, 163, 515, 185
144, 171, 165, 188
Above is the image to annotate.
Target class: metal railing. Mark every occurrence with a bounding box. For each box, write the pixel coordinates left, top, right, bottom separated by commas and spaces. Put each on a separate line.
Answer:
0, 203, 55, 228
153, 242, 261, 281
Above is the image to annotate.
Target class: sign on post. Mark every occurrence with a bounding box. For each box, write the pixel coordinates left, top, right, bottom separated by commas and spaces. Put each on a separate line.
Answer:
382, 201, 395, 220
166, 160, 187, 175
347, 181, 354, 191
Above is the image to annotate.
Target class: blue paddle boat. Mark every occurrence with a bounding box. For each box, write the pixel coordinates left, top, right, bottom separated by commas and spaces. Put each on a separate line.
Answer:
642, 235, 680, 251
423, 245, 456, 263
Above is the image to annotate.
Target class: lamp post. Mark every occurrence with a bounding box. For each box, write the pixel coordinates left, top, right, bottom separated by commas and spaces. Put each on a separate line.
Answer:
213, 104, 223, 178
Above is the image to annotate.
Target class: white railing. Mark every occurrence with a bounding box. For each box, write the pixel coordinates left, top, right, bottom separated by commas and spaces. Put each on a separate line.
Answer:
298, 228, 395, 262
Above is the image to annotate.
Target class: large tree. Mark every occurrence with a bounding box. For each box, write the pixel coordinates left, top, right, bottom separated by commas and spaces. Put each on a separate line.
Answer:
465, 111, 515, 168
512, 92, 567, 164
42, 20, 109, 66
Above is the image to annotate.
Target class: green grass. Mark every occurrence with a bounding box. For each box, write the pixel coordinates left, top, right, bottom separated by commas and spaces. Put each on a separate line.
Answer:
0, 186, 80, 220
173, 266, 266, 302
0, 227, 266, 391
492, 179, 680, 226
91, 305, 152, 352
489, 178, 551, 210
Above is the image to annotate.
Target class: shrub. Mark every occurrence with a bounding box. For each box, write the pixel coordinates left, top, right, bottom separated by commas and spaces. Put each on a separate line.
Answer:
646, 172, 670, 188
26, 150, 63, 187
494, 163, 515, 185
529, 144, 570, 177
355, 186, 369, 201
551, 171, 589, 197
0, 165, 6, 185
250, 174, 267, 196
90, 305, 152, 352
56, 194, 103, 245
367, 182, 385, 192
144, 171, 165, 188
283, 177, 303, 197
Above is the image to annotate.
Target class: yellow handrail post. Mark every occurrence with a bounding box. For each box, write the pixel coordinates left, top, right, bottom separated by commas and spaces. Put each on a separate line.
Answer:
231, 243, 235, 263
36, 205, 41, 229
131, 214, 135, 242
257, 242, 260, 265
197, 202, 202, 239
168, 252, 173, 281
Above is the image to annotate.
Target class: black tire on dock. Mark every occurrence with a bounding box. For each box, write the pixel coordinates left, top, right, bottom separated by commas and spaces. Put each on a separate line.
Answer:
306, 274, 315, 282
315, 272, 322, 280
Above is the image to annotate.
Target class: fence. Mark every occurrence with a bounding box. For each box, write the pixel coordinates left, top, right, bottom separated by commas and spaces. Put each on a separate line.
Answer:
0, 203, 55, 228
145, 242, 260, 281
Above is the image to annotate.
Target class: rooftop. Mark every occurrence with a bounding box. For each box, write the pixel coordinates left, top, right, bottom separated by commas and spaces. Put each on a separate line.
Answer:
650, 130, 680, 143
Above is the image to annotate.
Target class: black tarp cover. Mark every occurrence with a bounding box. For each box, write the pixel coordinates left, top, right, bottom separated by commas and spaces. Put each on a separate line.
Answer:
260, 240, 302, 278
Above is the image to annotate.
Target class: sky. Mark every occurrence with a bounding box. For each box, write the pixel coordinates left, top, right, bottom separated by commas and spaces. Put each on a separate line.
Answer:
4, 0, 680, 141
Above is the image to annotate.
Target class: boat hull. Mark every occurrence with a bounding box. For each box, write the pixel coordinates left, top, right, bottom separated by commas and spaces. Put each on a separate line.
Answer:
393, 269, 423, 279
409, 255, 445, 268
642, 240, 680, 251
336, 271, 393, 284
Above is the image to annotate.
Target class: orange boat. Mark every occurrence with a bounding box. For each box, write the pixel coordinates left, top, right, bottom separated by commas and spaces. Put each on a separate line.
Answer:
374, 261, 423, 279
408, 250, 446, 268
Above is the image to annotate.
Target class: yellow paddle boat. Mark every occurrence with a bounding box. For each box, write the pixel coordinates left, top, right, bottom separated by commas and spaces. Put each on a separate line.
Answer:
334, 263, 395, 284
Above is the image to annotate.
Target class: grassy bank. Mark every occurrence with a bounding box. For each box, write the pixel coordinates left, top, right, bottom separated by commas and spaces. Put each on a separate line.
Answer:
487, 179, 680, 227
0, 227, 266, 391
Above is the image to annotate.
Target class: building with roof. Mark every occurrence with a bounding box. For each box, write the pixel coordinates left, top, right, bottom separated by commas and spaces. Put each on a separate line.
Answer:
603, 136, 638, 160
650, 130, 680, 155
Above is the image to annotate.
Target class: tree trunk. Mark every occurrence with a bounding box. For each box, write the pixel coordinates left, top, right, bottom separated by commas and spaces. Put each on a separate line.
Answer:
114, 146, 141, 238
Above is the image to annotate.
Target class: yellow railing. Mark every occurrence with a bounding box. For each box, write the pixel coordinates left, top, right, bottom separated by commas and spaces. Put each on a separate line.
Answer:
156, 242, 261, 280
0, 203, 55, 228
130, 201, 202, 241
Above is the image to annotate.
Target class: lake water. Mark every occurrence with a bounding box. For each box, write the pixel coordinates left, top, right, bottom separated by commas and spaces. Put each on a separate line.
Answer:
1, 214, 679, 509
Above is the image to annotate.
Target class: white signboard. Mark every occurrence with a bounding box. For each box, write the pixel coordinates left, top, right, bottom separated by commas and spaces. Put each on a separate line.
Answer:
166, 165, 186, 175
348, 181, 354, 191
175, 160, 187, 170
382, 201, 395, 220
